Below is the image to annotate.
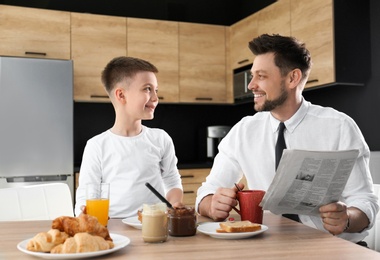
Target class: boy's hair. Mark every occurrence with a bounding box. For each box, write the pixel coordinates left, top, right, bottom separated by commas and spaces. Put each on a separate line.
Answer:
248, 34, 312, 80
101, 56, 158, 94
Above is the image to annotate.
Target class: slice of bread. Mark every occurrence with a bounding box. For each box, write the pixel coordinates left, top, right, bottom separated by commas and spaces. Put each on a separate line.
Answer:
217, 220, 261, 233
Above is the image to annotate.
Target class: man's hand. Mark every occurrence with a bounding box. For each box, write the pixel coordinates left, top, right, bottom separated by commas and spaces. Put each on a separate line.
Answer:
199, 183, 244, 221
319, 201, 349, 235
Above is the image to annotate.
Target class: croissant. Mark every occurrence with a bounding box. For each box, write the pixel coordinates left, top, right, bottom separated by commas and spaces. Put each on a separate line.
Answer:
51, 232, 114, 254
26, 229, 69, 252
51, 214, 112, 241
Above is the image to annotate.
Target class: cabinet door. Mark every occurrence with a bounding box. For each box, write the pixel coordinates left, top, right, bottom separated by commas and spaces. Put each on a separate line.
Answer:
230, 13, 259, 70
257, 0, 291, 36
127, 18, 179, 103
179, 23, 227, 103
71, 13, 127, 102
179, 168, 210, 207
0, 5, 70, 60
290, 0, 334, 89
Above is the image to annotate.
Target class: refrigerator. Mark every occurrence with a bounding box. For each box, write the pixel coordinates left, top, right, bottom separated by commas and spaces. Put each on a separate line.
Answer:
0, 56, 74, 201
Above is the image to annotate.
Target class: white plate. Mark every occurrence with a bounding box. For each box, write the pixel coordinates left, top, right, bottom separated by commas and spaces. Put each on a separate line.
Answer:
17, 233, 130, 259
197, 222, 268, 240
122, 216, 142, 229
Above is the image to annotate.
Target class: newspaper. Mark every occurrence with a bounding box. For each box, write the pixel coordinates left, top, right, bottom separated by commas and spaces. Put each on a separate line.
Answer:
260, 149, 359, 216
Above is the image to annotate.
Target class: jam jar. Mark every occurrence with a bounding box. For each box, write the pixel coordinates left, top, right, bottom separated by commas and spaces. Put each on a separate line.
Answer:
168, 206, 197, 236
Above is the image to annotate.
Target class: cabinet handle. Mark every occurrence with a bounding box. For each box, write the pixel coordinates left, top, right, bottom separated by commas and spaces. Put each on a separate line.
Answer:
25, 51, 46, 56
90, 95, 109, 99
306, 79, 319, 84
181, 175, 194, 178
184, 191, 195, 194
158, 96, 164, 100
195, 97, 212, 101
238, 59, 249, 64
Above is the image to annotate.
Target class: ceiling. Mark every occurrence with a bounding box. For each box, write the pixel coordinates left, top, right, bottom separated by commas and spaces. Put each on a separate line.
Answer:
0, 0, 276, 25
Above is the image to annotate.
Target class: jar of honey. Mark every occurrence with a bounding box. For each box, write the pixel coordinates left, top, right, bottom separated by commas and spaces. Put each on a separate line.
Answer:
168, 207, 197, 236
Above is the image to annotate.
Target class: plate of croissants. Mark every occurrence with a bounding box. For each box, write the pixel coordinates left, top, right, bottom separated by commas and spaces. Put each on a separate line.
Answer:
17, 214, 130, 259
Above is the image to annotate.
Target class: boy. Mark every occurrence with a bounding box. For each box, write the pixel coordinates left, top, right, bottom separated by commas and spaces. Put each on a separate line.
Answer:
75, 56, 183, 218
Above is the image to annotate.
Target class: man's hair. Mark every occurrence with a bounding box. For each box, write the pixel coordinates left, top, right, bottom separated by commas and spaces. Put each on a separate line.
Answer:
101, 56, 158, 93
248, 34, 312, 80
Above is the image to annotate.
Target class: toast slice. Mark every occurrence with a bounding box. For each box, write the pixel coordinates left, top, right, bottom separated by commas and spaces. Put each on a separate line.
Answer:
217, 220, 261, 233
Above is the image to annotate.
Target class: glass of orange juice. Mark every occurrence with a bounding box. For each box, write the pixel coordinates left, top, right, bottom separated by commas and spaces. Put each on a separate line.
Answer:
86, 183, 110, 227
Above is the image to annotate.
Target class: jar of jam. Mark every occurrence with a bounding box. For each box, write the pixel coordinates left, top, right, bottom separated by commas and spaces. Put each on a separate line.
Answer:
168, 207, 197, 236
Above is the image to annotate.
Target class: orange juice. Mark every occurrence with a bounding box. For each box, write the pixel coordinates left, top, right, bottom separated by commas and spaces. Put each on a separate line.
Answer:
86, 198, 110, 226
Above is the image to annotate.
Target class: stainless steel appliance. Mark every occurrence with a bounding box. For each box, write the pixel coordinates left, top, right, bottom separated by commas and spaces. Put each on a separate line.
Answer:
0, 57, 74, 201
207, 126, 231, 158
233, 64, 254, 102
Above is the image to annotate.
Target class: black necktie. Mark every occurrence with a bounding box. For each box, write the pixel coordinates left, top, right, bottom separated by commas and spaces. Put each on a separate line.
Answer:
275, 122, 286, 170
275, 122, 300, 222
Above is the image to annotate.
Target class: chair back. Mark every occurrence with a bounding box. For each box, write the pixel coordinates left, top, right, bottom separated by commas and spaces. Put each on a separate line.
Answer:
0, 183, 74, 221
364, 184, 380, 252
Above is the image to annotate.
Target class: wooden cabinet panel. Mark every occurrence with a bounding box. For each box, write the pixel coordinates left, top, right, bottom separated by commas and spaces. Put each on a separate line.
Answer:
230, 0, 290, 71
179, 168, 209, 207
179, 23, 227, 103
71, 13, 127, 102
229, 13, 259, 70
257, 0, 291, 36
127, 18, 179, 103
0, 5, 70, 60
290, 0, 334, 89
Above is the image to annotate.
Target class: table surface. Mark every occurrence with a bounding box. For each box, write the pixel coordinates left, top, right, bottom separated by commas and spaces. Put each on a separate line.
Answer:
1, 211, 379, 259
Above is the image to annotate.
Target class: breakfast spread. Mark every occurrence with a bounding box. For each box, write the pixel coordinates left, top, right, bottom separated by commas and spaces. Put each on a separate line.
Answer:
216, 220, 261, 233
26, 214, 114, 254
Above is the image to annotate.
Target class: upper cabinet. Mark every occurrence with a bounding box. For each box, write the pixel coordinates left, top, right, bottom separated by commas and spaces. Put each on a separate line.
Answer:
290, 0, 370, 89
229, 13, 259, 70
257, 0, 290, 36
179, 22, 227, 103
290, 0, 333, 89
71, 13, 127, 102
127, 18, 179, 103
0, 5, 70, 60
229, 0, 291, 71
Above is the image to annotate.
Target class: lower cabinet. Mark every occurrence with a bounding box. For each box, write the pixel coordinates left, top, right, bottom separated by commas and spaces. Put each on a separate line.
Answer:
179, 168, 210, 207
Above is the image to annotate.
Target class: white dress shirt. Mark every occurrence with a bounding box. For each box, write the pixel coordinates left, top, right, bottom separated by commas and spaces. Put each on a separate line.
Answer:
196, 98, 379, 242
75, 126, 182, 218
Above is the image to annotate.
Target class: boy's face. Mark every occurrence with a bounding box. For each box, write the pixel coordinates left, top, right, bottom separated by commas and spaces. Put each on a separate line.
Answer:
123, 71, 159, 120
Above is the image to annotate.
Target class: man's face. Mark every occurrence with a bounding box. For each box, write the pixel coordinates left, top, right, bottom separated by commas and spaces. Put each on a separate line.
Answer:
248, 53, 288, 112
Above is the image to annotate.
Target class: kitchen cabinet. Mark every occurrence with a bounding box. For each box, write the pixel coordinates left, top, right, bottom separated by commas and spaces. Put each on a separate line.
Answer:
290, 0, 333, 89
71, 13, 127, 102
179, 22, 228, 104
127, 18, 179, 103
0, 5, 70, 60
229, 0, 290, 71
290, 0, 370, 89
257, 0, 290, 37
229, 12, 259, 71
179, 168, 209, 207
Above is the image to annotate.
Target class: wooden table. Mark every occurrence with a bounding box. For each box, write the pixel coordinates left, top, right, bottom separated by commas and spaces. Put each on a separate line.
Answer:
1, 211, 379, 259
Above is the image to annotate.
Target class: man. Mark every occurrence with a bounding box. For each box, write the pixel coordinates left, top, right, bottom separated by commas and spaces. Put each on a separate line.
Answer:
196, 34, 378, 243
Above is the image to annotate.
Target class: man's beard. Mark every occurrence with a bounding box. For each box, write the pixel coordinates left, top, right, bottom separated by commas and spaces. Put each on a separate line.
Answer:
254, 80, 288, 112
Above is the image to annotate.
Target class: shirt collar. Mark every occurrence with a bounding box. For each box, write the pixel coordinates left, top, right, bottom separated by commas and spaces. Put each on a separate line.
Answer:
270, 97, 310, 133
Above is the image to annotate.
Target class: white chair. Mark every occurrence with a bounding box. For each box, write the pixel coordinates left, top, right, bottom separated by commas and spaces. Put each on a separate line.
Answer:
364, 184, 380, 252
0, 183, 74, 221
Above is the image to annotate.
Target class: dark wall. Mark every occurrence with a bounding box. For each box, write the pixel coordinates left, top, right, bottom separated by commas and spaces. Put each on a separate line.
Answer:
74, 0, 380, 167
0, 0, 275, 26
74, 102, 255, 167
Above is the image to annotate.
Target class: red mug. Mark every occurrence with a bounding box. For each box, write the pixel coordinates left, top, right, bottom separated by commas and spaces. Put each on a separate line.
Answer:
234, 190, 265, 224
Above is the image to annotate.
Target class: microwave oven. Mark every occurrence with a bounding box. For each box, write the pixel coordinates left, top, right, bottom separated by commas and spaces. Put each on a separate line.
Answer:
233, 64, 253, 102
